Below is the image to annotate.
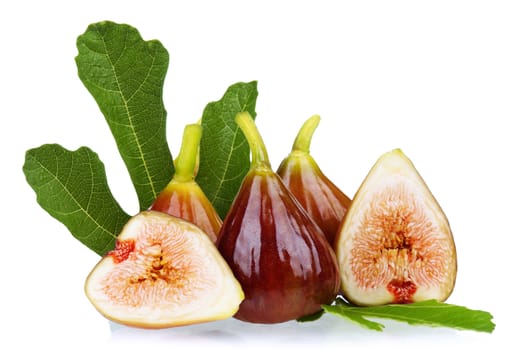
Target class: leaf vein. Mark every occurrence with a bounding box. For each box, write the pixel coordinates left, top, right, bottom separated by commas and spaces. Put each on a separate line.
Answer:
97, 26, 157, 203
28, 152, 117, 239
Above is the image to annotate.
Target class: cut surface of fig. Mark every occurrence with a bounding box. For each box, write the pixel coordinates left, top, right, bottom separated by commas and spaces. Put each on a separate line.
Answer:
85, 211, 244, 328
335, 149, 456, 306
277, 115, 351, 244
217, 112, 340, 324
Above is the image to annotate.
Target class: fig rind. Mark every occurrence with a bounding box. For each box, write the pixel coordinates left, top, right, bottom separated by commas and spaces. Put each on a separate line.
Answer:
335, 149, 457, 306
85, 211, 244, 329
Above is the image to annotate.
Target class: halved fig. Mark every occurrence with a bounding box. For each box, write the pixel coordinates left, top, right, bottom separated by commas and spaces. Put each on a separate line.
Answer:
85, 211, 244, 328
335, 149, 457, 306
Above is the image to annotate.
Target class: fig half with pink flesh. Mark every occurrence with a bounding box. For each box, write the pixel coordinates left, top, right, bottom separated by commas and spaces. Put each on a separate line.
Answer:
85, 211, 244, 328
335, 149, 457, 306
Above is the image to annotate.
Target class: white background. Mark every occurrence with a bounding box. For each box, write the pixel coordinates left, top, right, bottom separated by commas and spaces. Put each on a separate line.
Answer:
2, 1, 526, 349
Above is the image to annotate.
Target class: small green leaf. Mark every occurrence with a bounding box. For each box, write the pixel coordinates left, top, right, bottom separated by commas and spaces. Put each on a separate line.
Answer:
196, 81, 258, 218
297, 309, 325, 323
76, 21, 174, 210
323, 300, 495, 333
327, 308, 385, 331
23, 144, 130, 256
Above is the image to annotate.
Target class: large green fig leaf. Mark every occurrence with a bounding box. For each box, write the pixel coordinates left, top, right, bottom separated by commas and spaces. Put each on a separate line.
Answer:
76, 21, 174, 210
323, 298, 495, 333
196, 81, 258, 218
23, 144, 130, 256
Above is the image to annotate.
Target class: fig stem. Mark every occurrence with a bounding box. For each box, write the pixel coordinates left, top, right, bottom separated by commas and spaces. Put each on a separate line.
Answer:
173, 124, 202, 182
292, 115, 320, 154
235, 112, 271, 169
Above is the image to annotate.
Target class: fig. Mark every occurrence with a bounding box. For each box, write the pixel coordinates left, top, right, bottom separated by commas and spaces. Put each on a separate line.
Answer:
217, 112, 340, 324
335, 149, 457, 306
85, 211, 244, 328
277, 115, 351, 244
150, 124, 222, 244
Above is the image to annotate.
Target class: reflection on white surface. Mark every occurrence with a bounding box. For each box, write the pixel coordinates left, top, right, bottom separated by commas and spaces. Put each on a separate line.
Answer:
107, 313, 486, 349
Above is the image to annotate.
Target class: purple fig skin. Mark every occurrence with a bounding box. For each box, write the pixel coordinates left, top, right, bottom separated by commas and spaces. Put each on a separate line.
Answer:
277, 153, 351, 245
150, 182, 222, 244
149, 124, 222, 244
277, 115, 351, 245
217, 168, 341, 324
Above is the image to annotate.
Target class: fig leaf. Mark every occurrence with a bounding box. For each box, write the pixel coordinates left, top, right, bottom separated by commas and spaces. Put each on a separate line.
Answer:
296, 309, 325, 323
23, 144, 130, 256
196, 81, 258, 218
76, 21, 174, 210
323, 298, 495, 333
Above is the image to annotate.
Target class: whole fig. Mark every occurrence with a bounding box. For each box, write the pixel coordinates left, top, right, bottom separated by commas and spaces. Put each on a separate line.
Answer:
151, 124, 222, 244
277, 115, 351, 244
217, 112, 340, 324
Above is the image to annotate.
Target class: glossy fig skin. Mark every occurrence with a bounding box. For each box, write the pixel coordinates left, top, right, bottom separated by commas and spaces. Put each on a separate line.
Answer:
151, 181, 222, 244
150, 123, 222, 244
277, 115, 351, 245
217, 166, 341, 324
277, 151, 351, 245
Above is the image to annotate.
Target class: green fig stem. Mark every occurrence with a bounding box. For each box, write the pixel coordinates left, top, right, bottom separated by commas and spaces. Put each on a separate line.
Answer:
292, 115, 321, 154
235, 112, 272, 170
173, 124, 202, 182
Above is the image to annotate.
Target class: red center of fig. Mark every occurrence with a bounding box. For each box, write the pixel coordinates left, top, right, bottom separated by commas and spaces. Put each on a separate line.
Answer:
351, 182, 448, 291
387, 279, 417, 303
108, 239, 135, 263
101, 223, 215, 308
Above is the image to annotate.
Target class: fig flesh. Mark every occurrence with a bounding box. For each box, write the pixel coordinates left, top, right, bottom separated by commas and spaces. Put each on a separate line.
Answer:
217, 112, 340, 324
335, 149, 457, 306
150, 124, 222, 244
85, 211, 244, 328
277, 115, 351, 244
